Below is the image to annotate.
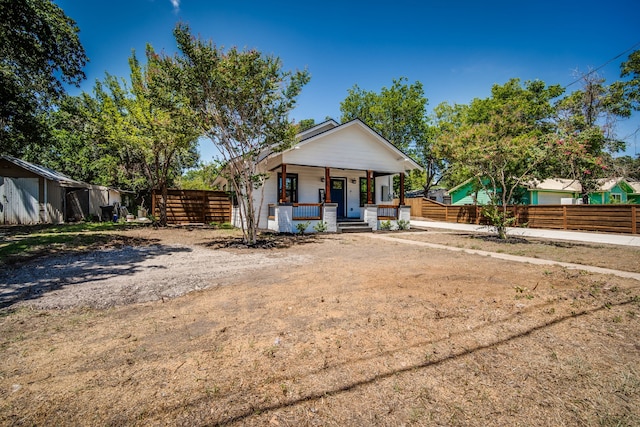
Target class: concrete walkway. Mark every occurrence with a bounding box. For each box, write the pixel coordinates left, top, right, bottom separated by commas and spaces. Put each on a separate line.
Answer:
410, 219, 640, 247
368, 232, 640, 282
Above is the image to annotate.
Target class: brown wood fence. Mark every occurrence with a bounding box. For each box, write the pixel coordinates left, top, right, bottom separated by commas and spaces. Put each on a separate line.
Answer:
152, 189, 231, 224
417, 198, 639, 235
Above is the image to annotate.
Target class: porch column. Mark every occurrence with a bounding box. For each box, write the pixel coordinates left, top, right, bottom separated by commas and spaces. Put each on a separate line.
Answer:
280, 163, 287, 203
366, 170, 373, 204
399, 172, 405, 205
324, 167, 331, 203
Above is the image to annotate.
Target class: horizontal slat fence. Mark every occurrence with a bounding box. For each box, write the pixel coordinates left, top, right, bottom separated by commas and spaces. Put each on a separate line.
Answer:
418, 199, 639, 235
152, 189, 231, 224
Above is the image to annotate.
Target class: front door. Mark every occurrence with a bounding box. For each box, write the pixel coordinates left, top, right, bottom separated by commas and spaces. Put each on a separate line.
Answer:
330, 178, 346, 218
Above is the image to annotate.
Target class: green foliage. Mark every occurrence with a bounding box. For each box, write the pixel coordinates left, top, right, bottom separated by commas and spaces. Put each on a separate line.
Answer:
397, 219, 410, 230
379, 220, 392, 230
297, 118, 316, 132
86, 46, 201, 225
438, 79, 563, 238
295, 221, 311, 235
176, 161, 222, 190
313, 221, 328, 233
165, 24, 310, 245
0, 0, 87, 157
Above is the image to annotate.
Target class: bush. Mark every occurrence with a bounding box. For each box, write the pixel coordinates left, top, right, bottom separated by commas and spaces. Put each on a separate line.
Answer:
313, 221, 328, 233
397, 219, 410, 230
295, 221, 311, 235
379, 220, 392, 230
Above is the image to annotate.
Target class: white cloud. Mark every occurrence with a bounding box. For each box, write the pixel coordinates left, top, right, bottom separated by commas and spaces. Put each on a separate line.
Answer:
170, 0, 180, 13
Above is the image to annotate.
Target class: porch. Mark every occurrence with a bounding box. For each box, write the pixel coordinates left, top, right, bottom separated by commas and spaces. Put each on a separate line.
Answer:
266, 199, 410, 234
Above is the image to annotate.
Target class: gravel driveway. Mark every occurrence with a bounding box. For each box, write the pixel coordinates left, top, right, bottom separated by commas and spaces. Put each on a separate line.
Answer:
0, 244, 309, 310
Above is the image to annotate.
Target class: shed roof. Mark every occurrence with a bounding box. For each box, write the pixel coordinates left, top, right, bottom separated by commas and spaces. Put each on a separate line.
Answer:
1, 155, 89, 188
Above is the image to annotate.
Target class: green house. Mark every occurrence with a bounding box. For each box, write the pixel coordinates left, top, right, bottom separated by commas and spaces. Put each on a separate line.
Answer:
448, 178, 530, 206
588, 178, 634, 204
628, 181, 640, 204
527, 178, 582, 205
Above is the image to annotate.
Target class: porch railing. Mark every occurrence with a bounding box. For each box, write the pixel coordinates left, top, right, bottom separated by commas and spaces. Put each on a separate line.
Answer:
268, 204, 276, 220
377, 204, 399, 220
292, 203, 322, 220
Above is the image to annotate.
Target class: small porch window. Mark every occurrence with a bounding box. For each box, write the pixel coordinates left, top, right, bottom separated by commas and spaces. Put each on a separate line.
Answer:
359, 177, 375, 206
277, 173, 298, 203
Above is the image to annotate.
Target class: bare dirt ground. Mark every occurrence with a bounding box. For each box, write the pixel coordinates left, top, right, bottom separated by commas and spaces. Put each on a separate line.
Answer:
1, 226, 639, 426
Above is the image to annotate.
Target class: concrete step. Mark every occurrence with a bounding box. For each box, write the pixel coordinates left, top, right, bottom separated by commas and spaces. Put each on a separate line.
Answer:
337, 221, 372, 233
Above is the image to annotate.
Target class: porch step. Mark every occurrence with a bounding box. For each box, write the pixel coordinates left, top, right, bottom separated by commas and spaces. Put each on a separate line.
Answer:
337, 220, 372, 233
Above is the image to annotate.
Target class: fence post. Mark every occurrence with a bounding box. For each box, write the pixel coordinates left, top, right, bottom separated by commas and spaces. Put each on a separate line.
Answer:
475, 205, 480, 225
202, 190, 206, 223
563, 206, 567, 230
445, 205, 449, 223
632, 206, 637, 234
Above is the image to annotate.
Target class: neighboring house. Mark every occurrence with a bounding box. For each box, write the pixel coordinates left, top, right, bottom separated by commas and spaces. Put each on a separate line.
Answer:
0, 155, 122, 224
588, 178, 634, 204
628, 181, 640, 204
448, 178, 493, 206
527, 178, 582, 205
215, 119, 422, 232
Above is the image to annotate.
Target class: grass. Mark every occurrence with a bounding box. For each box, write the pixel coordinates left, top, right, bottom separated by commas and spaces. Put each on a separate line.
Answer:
0, 222, 146, 265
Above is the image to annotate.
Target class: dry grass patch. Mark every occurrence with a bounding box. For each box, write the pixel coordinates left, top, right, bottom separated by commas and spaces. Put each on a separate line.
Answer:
0, 230, 639, 426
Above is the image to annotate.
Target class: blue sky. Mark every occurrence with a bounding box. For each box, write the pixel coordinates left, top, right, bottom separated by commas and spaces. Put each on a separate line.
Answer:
57, 0, 640, 161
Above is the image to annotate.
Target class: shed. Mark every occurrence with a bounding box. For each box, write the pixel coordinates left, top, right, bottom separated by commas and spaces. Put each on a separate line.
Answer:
0, 155, 122, 224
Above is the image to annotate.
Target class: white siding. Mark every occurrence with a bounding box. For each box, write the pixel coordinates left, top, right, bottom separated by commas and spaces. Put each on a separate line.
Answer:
1, 177, 40, 224
537, 192, 565, 205
46, 180, 64, 224
283, 124, 411, 173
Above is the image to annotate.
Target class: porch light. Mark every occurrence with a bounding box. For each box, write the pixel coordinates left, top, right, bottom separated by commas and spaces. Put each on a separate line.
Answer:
320, 177, 325, 182
351, 178, 357, 184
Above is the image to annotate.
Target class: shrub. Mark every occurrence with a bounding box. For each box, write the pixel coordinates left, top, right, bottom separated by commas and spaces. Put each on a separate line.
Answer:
397, 219, 410, 230
313, 221, 328, 233
295, 221, 311, 235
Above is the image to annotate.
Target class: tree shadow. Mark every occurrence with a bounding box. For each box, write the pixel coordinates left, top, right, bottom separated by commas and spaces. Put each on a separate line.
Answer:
0, 242, 191, 309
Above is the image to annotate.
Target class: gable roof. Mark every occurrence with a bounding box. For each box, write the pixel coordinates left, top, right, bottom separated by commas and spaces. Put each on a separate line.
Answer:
595, 177, 628, 192
0, 155, 88, 188
270, 118, 422, 172
296, 119, 340, 141
627, 181, 640, 194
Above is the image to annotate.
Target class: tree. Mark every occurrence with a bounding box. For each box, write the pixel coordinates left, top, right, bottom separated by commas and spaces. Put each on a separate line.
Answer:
549, 70, 628, 196
340, 77, 442, 194
89, 47, 200, 225
176, 161, 222, 190
163, 24, 310, 244
0, 0, 87, 156
438, 79, 563, 238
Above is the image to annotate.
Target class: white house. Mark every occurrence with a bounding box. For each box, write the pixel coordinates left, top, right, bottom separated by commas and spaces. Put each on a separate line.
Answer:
216, 119, 423, 232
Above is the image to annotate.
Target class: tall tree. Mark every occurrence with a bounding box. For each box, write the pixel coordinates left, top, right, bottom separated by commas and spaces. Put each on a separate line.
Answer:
162, 24, 310, 244
438, 79, 563, 238
89, 47, 200, 225
0, 0, 87, 156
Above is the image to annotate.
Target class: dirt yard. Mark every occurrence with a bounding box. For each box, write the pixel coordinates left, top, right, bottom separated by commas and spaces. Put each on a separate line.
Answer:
1, 226, 639, 426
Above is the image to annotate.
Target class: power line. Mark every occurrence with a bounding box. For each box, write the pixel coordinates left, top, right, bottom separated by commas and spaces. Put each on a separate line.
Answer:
563, 41, 640, 89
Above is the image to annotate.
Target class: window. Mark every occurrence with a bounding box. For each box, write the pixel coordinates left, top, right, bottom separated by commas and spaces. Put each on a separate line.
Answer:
359, 177, 375, 206
277, 173, 298, 203
610, 193, 622, 203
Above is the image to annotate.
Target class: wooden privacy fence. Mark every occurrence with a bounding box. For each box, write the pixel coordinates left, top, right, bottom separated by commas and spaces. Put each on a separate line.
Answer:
418, 198, 639, 235
152, 189, 231, 224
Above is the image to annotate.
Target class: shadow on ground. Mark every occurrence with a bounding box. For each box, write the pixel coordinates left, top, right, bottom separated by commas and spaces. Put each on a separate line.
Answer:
0, 243, 190, 309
